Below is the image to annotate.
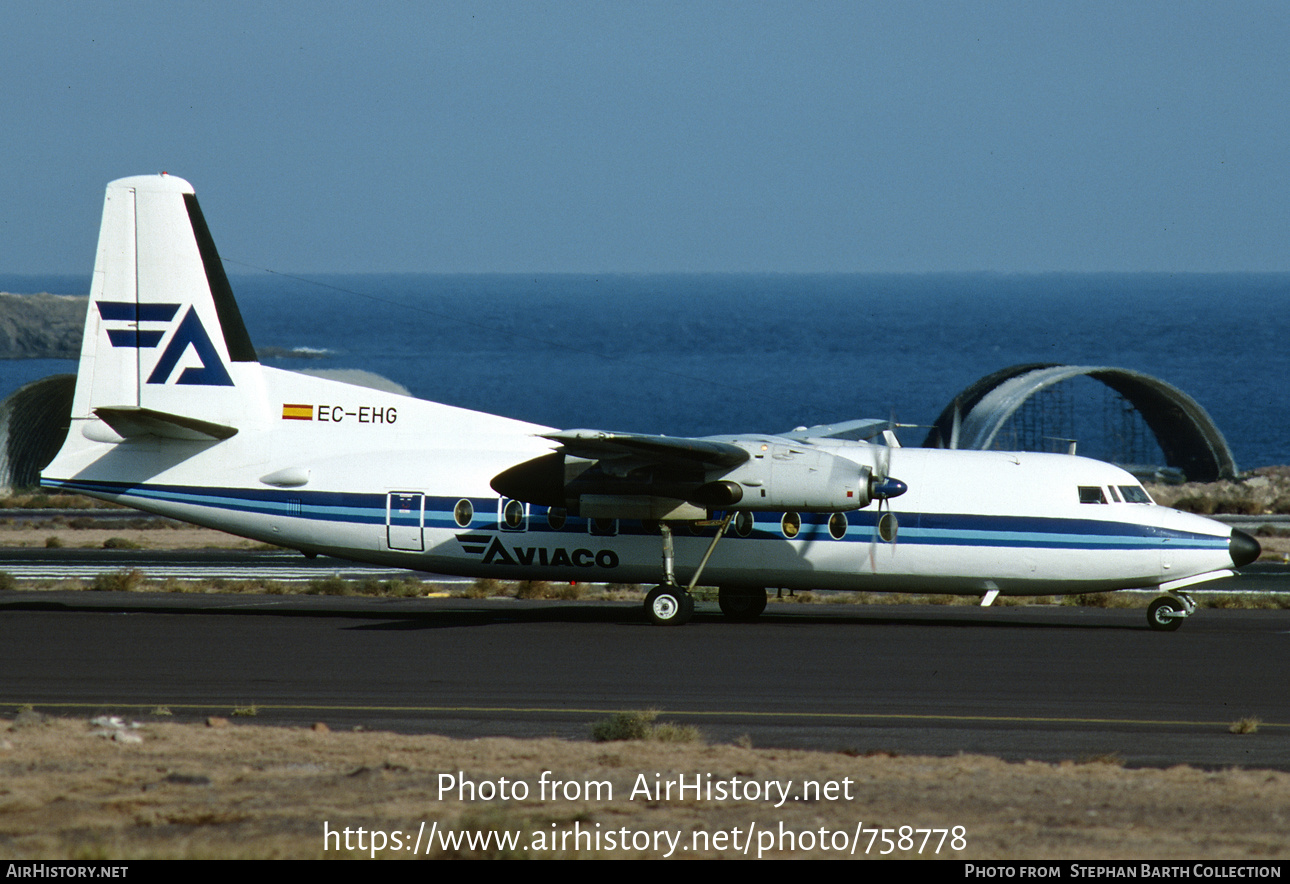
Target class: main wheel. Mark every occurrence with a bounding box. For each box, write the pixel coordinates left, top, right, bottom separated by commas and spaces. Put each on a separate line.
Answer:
718, 586, 767, 622
1147, 597, 1185, 632
645, 585, 694, 626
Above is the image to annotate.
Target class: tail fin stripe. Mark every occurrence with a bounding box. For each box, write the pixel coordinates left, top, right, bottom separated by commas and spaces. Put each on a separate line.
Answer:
99, 302, 181, 349
182, 193, 258, 363
96, 302, 181, 323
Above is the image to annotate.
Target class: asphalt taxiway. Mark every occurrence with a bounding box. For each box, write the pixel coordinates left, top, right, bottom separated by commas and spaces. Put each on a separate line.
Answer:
1, 589, 1286, 769
0, 547, 435, 582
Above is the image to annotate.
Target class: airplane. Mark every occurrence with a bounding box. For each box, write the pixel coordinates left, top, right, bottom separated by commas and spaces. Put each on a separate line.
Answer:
40, 174, 1261, 631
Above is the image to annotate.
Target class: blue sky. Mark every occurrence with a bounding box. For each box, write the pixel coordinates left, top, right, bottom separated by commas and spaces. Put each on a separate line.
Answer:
3, 1, 1288, 274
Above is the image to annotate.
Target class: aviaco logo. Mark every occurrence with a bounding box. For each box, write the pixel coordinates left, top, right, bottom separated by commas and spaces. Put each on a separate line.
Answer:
456, 534, 620, 569
97, 301, 233, 386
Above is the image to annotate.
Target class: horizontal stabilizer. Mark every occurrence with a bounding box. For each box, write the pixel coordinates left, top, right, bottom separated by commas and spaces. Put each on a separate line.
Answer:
93, 406, 238, 442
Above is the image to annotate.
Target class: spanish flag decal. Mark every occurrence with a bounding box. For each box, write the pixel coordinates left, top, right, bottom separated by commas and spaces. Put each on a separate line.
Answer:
282, 404, 313, 421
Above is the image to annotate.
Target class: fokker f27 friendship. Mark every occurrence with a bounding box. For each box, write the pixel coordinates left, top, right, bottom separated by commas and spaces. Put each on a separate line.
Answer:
41, 175, 1261, 630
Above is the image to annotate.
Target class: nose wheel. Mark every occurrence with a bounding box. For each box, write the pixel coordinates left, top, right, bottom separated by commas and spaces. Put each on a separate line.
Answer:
1147, 592, 1195, 632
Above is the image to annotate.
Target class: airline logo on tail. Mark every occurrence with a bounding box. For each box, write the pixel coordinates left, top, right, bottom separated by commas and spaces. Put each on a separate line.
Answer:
96, 301, 234, 386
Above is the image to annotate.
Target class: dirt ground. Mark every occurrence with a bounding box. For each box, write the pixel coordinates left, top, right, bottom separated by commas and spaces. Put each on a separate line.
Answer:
1, 713, 1287, 860
0, 519, 267, 551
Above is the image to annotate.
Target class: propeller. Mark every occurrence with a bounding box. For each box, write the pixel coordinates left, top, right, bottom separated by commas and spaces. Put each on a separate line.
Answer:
867, 442, 908, 572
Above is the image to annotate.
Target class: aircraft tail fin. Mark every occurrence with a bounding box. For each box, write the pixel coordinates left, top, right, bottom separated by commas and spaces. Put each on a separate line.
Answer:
68, 174, 266, 434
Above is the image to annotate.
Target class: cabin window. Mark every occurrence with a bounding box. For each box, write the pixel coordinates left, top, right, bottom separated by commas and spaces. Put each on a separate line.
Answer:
781, 512, 801, 538
1119, 485, 1152, 504
828, 512, 848, 540
1078, 486, 1107, 504
546, 507, 567, 530
502, 498, 527, 530
878, 511, 899, 543
734, 511, 754, 537
590, 517, 618, 537
453, 499, 473, 527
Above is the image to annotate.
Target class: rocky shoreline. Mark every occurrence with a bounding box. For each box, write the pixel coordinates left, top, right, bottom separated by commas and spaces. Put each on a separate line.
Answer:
0, 292, 85, 359
1146, 465, 1290, 516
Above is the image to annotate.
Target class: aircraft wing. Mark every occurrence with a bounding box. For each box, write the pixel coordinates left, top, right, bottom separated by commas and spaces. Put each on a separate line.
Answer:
780, 418, 893, 442
541, 430, 750, 469
494, 428, 879, 516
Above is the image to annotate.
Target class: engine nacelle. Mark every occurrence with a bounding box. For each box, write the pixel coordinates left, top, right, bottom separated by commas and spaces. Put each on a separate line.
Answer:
491, 439, 904, 518
699, 445, 872, 512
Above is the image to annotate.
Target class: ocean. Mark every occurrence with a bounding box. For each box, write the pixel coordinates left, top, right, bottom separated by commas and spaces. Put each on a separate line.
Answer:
1, 272, 1286, 469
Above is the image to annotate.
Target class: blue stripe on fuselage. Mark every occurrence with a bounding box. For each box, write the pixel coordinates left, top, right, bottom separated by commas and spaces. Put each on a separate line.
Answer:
40, 478, 1226, 552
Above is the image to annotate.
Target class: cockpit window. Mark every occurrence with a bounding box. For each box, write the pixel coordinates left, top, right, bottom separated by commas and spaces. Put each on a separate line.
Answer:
1118, 485, 1152, 504
1078, 486, 1107, 504
1108, 485, 1122, 503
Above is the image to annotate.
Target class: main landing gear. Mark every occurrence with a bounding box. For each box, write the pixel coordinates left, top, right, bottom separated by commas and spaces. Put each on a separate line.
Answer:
644, 583, 771, 626
1147, 592, 1195, 632
717, 585, 768, 622
644, 585, 695, 626
644, 513, 768, 626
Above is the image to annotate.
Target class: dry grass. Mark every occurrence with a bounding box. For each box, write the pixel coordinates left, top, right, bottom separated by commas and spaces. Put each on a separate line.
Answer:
1206, 594, 1290, 610
90, 569, 146, 592
515, 580, 584, 600
591, 710, 703, 744
0, 492, 114, 509
1061, 592, 1135, 608
1230, 717, 1261, 735
466, 577, 508, 598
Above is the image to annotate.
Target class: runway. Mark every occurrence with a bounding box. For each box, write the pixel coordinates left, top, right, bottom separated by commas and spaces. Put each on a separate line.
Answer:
3, 544, 1288, 587
0, 548, 441, 583
2, 589, 1287, 769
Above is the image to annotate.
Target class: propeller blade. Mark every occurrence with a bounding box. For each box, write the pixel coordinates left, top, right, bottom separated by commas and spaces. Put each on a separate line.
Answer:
867, 444, 905, 571
869, 495, 881, 572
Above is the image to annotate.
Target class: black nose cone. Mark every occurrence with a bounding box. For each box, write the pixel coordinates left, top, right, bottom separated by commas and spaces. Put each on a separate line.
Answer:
1230, 529, 1261, 568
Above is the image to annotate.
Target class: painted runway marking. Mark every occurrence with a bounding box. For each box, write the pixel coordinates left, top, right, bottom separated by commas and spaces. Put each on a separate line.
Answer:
3, 701, 1284, 730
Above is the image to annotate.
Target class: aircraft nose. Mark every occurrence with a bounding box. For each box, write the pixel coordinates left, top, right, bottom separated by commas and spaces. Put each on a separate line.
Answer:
1229, 528, 1261, 568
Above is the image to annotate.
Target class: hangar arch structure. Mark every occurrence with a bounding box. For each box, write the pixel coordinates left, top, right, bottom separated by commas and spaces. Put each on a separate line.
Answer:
922, 364, 1237, 482
0, 374, 75, 493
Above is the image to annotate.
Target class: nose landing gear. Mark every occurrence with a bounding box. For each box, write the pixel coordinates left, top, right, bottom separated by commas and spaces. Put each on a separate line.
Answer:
1147, 592, 1195, 632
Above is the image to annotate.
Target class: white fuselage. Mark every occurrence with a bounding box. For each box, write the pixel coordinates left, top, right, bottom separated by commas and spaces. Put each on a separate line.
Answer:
44, 365, 1237, 597
39, 174, 1244, 604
